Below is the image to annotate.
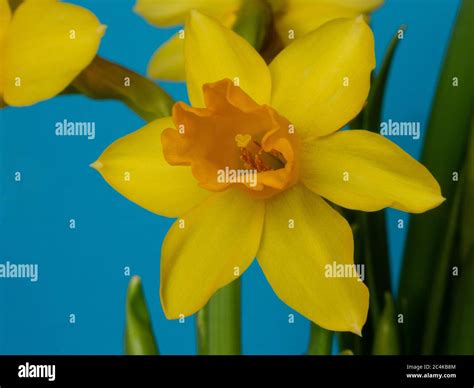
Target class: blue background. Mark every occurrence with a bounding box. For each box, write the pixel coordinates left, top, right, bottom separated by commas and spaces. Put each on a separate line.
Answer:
0, 0, 461, 354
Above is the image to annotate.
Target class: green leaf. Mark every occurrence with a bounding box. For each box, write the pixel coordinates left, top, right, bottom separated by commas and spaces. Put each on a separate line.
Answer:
372, 293, 400, 355
196, 279, 241, 355
399, 0, 474, 354
460, 120, 474, 261
439, 123, 473, 354
363, 25, 406, 133
71, 56, 174, 122
421, 172, 463, 354
307, 323, 333, 355
124, 276, 159, 355
443, 247, 474, 354
232, 0, 273, 52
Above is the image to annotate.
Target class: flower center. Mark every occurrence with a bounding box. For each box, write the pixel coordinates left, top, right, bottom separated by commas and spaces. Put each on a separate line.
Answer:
161, 79, 299, 198
235, 134, 286, 173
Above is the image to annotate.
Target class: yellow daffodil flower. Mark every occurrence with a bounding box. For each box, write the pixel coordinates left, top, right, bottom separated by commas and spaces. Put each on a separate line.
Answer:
0, 0, 104, 106
134, 0, 383, 81
91, 12, 444, 333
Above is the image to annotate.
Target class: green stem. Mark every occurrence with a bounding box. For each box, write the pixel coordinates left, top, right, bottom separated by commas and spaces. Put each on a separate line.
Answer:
307, 323, 333, 355
195, 300, 210, 355
197, 279, 241, 355
71, 56, 174, 122
232, 0, 273, 52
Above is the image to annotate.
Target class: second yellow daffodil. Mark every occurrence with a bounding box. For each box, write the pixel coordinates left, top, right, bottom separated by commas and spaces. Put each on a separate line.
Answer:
0, 0, 104, 106
92, 12, 443, 333
134, 0, 383, 81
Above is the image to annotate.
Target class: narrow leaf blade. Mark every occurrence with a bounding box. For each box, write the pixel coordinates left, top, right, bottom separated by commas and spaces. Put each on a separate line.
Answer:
399, 0, 474, 353
124, 276, 159, 355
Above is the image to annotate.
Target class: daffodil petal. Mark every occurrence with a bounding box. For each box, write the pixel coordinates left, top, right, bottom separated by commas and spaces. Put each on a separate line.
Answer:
134, 0, 241, 27
185, 10, 271, 107
283, 0, 383, 12
146, 6, 240, 82
0, 0, 10, 39
301, 130, 445, 213
0, 0, 11, 98
257, 184, 369, 333
92, 117, 210, 218
160, 188, 264, 318
3, 0, 104, 106
147, 33, 186, 81
269, 0, 383, 38
269, 17, 375, 138
274, 4, 361, 46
